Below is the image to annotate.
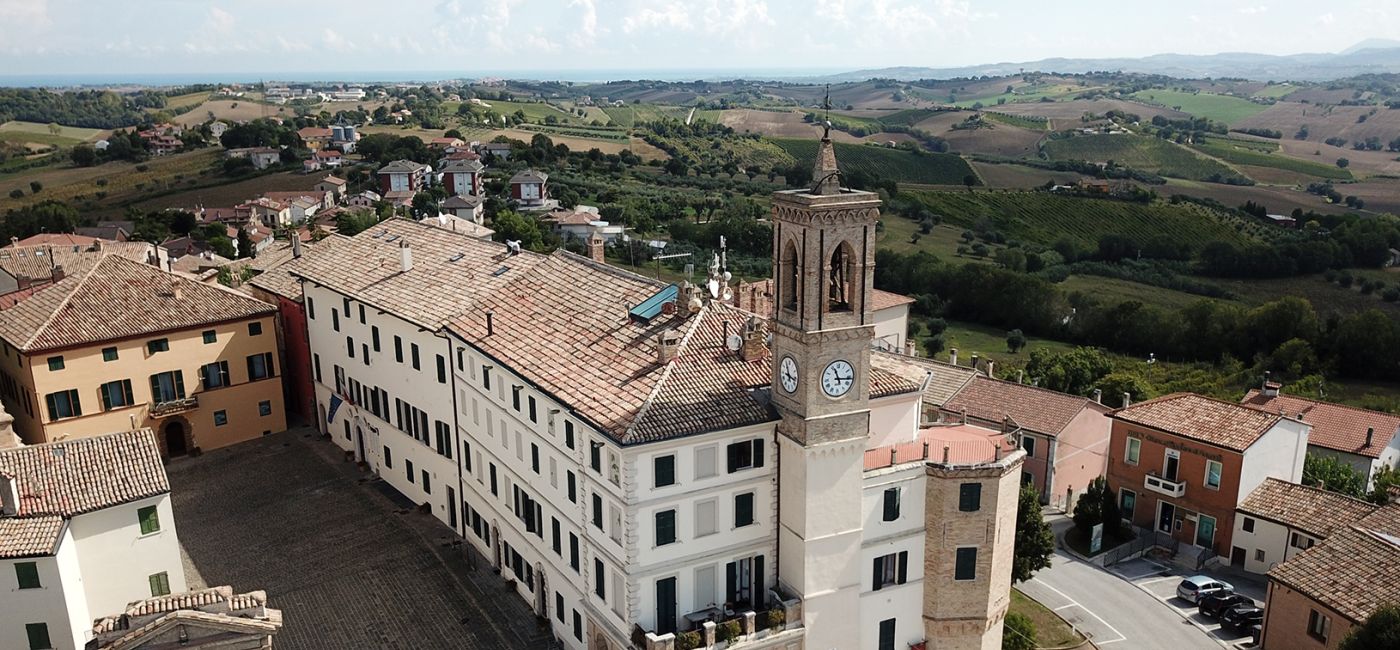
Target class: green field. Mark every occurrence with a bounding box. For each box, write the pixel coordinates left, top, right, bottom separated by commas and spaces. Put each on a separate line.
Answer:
0, 121, 104, 147
479, 99, 584, 124
1193, 138, 1353, 180
1252, 85, 1299, 99
903, 190, 1260, 250
601, 104, 690, 127
773, 138, 976, 185
164, 91, 211, 111
515, 123, 630, 142
982, 111, 1050, 130
1043, 134, 1243, 182
1129, 89, 1270, 124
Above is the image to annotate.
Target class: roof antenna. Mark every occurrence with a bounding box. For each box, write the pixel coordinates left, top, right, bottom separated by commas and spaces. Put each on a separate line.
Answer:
822, 84, 832, 140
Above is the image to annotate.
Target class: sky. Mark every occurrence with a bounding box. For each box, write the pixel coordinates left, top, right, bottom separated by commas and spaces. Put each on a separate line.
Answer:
1, 0, 1397, 79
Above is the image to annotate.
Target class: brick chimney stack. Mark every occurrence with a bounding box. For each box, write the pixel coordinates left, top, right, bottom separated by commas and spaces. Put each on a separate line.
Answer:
587, 232, 605, 264
740, 317, 767, 362
657, 329, 681, 365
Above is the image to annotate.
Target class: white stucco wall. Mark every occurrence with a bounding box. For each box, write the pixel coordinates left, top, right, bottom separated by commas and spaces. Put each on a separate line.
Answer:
871, 305, 909, 352
1230, 514, 1316, 575
868, 392, 921, 449
860, 466, 926, 650
69, 494, 186, 619
2, 529, 87, 650
1239, 420, 1309, 506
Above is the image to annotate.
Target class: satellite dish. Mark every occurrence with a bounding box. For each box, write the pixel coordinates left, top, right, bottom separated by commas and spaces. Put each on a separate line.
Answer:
726, 335, 743, 352
721, 289, 733, 302
707, 279, 721, 298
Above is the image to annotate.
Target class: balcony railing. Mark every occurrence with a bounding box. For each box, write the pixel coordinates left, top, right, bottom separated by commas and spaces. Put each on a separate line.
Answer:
150, 396, 199, 418
641, 590, 803, 650
1144, 473, 1186, 498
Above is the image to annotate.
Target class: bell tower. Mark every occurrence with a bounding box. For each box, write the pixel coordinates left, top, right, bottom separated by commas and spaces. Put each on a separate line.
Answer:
770, 106, 880, 649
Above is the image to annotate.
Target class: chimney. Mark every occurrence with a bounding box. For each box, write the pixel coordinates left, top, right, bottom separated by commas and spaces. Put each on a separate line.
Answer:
904, 339, 917, 357
970, 354, 980, 371
985, 360, 995, 379
1122, 392, 1132, 408
960, 408, 968, 425
949, 348, 958, 366
50, 264, 65, 282
485, 311, 494, 337
657, 329, 681, 365
0, 474, 17, 516
291, 234, 303, 259
1092, 389, 1103, 404
942, 445, 950, 464
739, 317, 767, 362
1366, 427, 1375, 448
1262, 371, 1281, 398
170, 279, 182, 300
399, 240, 413, 273
8, 237, 16, 247
1017, 370, 1025, 384
92, 239, 103, 251
587, 232, 605, 264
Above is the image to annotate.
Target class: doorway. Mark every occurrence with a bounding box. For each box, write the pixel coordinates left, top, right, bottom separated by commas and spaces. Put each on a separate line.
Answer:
164, 421, 188, 456
1231, 547, 1246, 567
1157, 502, 1176, 534
656, 576, 677, 635
355, 425, 366, 462
1164, 450, 1180, 482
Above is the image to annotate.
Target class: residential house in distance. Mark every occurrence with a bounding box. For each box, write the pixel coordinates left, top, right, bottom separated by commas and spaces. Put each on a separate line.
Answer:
0, 428, 187, 650
312, 149, 343, 168
7, 233, 104, 248
73, 221, 134, 242
347, 190, 381, 208
480, 141, 512, 160
540, 205, 623, 243
510, 169, 550, 209
1242, 380, 1400, 486
0, 254, 286, 455
297, 126, 334, 150
1259, 502, 1400, 650
1231, 477, 1377, 574
87, 586, 282, 650
248, 147, 280, 170
440, 195, 485, 224
1107, 394, 1310, 561
940, 375, 1112, 510
294, 132, 1023, 650
208, 121, 228, 139
441, 158, 485, 196
377, 159, 429, 194
430, 136, 465, 149
315, 174, 348, 201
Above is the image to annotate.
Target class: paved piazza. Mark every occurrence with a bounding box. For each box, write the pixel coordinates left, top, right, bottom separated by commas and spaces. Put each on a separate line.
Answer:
168, 427, 557, 649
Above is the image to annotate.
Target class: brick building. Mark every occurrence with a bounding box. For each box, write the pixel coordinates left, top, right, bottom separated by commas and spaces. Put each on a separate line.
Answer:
1107, 394, 1309, 559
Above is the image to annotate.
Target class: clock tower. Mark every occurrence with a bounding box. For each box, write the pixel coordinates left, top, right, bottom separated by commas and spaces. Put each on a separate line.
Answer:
770, 124, 880, 649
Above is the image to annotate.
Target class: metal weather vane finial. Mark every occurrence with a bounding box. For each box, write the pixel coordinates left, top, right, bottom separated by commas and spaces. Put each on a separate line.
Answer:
822, 84, 832, 139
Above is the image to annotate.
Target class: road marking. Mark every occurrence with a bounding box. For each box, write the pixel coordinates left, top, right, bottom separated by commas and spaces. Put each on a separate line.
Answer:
1139, 576, 1179, 585
1029, 579, 1129, 644
1054, 604, 1077, 611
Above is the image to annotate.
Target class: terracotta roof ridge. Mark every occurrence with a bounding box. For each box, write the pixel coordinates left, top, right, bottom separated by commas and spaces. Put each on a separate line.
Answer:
12, 253, 111, 350
980, 374, 1093, 407
552, 249, 667, 290
1268, 390, 1400, 422
1249, 476, 1380, 509
1115, 391, 1282, 418
4, 427, 156, 454
623, 303, 710, 441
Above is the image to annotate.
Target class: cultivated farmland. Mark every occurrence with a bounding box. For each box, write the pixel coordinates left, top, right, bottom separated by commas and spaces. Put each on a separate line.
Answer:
773, 138, 976, 185
1128, 90, 1271, 125
0, 121, 105, 147
1192, 137, 1353, 180
1042, 134, 1243, 182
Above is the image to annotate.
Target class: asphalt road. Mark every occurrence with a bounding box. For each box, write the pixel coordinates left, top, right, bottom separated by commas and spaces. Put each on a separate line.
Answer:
1020, 548, 1229, 649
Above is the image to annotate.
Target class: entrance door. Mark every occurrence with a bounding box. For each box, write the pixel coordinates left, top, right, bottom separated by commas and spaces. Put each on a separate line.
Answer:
1157, 502, 1176, 534
1163, 450, 1180, 482
1231, 547, 1246, 567
656, 577, 677, 635
164, 421, 187, 456
447, 487, 457, 530
355, 425, 366, 462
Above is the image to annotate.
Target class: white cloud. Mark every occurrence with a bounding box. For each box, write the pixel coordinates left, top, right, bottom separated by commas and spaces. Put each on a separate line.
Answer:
322, 28, 355, 52
1238, 5, 1268, 15
623, 2, 691, 34
0, 0, 49, 24
207, 6, 235, 32
1319, 12, 1335, 24
569, 0, 599, 47
277, 36, 310, 53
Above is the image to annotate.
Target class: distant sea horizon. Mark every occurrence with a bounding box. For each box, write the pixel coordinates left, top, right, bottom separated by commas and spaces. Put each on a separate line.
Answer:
0, 68, 848, 88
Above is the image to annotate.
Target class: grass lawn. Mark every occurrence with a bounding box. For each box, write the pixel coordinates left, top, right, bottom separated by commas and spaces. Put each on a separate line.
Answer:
1059, 275, 1222, 311
0, 120, 104, 147
1010, 589, 1088, 649
1193, 138, 1352, 180
921, 319, 1078, 365
1129, 90, 1269, 125
1251, 84, 1298, 100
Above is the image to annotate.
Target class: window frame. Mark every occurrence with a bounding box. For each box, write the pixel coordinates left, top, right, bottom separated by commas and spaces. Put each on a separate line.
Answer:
954, 546, 978, 581
15, 561, 41, 589
734, 491, 755, 528
1125, 437, 1141, 465
138, 505, 161, 535
654, 454, 676, 488
655, 509, 677, 547
1204, 459, 1223, 490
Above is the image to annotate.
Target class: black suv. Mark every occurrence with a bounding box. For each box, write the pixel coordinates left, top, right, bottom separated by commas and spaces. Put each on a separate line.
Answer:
1221, 604, 1265, 633
1199, 591, 1252, 619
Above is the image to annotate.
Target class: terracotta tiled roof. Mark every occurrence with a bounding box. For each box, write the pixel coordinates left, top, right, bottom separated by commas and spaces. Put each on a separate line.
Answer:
247, 235, 354, 301
317, 174, 347, 185
510, 169, 548, 184
1113, 393, 1284, 452
378, 159, 427, 174
0, 255, 274, 353
290, 219, 544, 329
869, 358, 925, 398
91, 585, 282, 645
297, 127, 332, 138
871, 351, 977, 407
441, 159, 484, 173
944, 375, 1104, 437
0, 428, 168, 518
0, 515, 65, 558
864, 424, 1016, 471
8, 233, 104, 248
544, 209, 600, 226
1242, 390, 1400, 459
442, 195, 483, 209
870, 289, 915, 310
1238, 478, 1377, 539
1268, 503, 1400, 624
0, 241, 158, 283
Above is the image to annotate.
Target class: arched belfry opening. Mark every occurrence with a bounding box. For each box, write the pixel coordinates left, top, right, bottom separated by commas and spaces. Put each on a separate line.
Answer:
781, 240, 800, 311
826, 241, 855, 313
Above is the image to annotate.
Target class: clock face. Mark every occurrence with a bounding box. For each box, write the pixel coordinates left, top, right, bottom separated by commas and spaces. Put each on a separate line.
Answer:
778, 356, 798, 393
821, 360, 855, 398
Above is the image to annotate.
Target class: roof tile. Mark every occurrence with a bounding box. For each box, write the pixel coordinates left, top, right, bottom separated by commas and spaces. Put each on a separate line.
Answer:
1242, 390, 1400, 458
1113, 393, 1284, 452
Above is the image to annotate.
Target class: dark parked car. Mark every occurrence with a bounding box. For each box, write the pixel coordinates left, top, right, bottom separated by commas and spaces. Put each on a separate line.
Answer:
1199, 591, 1252, 619
1221, 604, 1265, 633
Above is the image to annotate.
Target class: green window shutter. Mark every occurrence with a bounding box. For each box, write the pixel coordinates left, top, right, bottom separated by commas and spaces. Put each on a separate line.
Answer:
149, 571, 170, 596
101, 383, 113, 411
26, 623, 51, 650
15, 562, 40, 589
138, 505, 161, 535
174, 371, 186, 399
959, 483, 982, 512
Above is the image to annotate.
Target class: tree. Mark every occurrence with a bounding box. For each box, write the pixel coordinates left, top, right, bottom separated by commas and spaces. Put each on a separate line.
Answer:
70, 144, 97, 167
1025, 347, 1113, 396
1100, 476, 1122, 534
1369, 465, 1400, 505
236, 228, 255, 259
1006, 329, 1028, 354
1002, 611, 1037, 650
1072, 476, 1109, 535
29, 181, 42, 194
1337, 157, 1350, 169
1012, 484, 1054, 583
1302, 453, 1367, 498
491, 210, 545, 251
963, 174, 978, 192
1338, 604, 1400, 650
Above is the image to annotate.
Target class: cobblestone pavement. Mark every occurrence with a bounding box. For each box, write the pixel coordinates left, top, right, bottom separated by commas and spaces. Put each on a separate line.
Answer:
167, 427, 558, 650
